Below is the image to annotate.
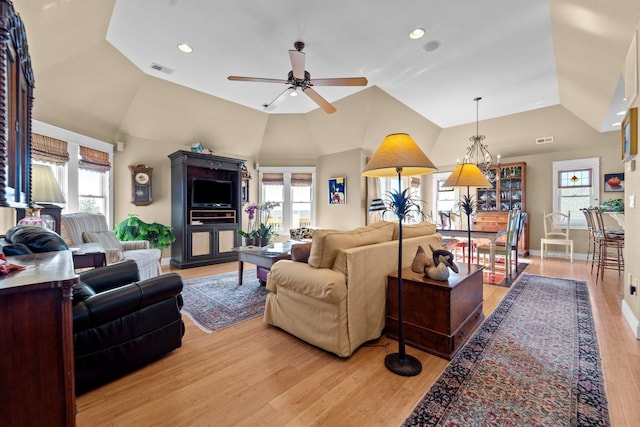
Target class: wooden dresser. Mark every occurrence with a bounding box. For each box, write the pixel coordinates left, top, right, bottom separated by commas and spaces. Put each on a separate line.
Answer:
0, 251, 78, 426
386, 264, 485, 360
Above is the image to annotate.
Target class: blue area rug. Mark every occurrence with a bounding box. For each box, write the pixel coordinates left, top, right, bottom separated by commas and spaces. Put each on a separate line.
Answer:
180, 270, 269, 333
403, 273, 610, 426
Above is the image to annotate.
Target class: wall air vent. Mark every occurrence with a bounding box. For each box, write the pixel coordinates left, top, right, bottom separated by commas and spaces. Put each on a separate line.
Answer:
150, 63, 174, 74
536, 136, 554, 144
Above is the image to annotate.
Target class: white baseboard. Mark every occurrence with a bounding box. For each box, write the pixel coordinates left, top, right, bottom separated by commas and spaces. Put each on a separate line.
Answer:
621, 299, 640, 339
161, 257, 171, 266
527, 250, 588, 261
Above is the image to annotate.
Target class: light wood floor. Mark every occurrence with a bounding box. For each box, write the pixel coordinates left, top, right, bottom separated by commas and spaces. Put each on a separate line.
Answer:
76, 256, 639, 426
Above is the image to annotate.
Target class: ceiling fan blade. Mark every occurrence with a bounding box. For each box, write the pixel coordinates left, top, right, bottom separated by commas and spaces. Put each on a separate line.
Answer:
311, 77, 368, 86
228, 76, 288, 84
263, 87, 295, 111
289, 49, 306, 80
303, 87, 336, 114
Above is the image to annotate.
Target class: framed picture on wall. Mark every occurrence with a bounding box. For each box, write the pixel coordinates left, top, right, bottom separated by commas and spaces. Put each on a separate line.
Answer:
329, 177, 346, 204
621, 107, 637, 162
604, 173, 624, 192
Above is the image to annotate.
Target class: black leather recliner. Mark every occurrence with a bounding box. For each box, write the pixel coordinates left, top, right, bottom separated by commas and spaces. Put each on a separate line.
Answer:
1, 225, 185, 394
73, 260, 185, 394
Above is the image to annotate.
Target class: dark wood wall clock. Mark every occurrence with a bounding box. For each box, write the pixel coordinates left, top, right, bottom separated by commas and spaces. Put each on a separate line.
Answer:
130, 164, 153, 206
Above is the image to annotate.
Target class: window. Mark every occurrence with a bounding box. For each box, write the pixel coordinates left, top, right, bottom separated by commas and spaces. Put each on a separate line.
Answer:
552, 158, 599, 228
77, 146, 111, 215
379, 175, 423, 224
431, 172, 458, 226
32, 120, 114, 224
259, 167, 315, 233
78, 168, 109, 214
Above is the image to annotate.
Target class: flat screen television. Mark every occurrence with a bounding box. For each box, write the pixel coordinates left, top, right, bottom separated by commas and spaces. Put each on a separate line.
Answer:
191, 178, 233, 208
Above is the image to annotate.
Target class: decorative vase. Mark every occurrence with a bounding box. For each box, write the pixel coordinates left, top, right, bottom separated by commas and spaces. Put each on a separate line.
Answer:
257, 237, 270, 247
244, 237, 256, 246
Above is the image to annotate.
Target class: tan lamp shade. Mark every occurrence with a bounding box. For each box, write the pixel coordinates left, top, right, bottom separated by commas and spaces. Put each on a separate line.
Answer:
32, 164, 66, 203
442, 163, 492, 188
362, 133, 438, 177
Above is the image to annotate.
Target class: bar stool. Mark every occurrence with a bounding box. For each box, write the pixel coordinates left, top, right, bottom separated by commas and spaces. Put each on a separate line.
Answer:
590, 207, 624, 284
580, 208, 598, 264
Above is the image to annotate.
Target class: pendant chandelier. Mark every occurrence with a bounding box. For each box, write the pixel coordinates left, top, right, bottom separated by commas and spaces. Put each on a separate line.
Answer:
464, 97, 496, 183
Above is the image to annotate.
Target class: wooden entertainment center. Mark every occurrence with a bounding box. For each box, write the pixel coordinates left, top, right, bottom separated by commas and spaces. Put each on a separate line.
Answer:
168, 150, 245, 268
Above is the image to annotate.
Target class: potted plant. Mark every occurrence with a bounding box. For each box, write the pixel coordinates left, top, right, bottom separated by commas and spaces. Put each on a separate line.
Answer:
238, 201, 281, 246
113, 214, 176, 250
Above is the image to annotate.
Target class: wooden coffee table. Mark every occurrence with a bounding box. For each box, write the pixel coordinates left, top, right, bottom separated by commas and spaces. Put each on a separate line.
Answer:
233, 242, 292, 285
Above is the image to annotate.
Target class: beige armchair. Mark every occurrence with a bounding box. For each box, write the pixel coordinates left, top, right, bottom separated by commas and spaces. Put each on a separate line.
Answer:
61, 212, 162, 280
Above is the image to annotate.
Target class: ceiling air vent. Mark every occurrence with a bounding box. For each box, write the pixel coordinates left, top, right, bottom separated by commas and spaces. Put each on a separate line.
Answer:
150, 63, 174, 74
536, 136, 554, 144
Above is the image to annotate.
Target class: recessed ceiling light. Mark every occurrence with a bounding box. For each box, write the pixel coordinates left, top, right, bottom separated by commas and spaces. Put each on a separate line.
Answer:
616, 111, 626, 115
611, 122, 622, 126
290, 91, 298, 97
409, 27, 425, 40
177, 43, 193, 53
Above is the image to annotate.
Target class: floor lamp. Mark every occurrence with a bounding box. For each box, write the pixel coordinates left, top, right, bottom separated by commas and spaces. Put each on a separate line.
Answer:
442, 163, 491, 270
362, 133, 437, 376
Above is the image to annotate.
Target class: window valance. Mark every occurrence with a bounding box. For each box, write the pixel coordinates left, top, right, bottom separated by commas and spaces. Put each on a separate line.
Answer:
79, 146, 111, 172
262, 172, 284, 186
32, 133, 69, 165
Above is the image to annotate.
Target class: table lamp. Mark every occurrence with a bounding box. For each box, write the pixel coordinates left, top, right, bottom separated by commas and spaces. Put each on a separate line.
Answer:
362, 133, 437, 376
18, 164, 66, 230
442, 163, 491, 269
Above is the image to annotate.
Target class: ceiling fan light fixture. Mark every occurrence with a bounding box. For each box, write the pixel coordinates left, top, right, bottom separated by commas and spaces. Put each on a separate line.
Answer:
409, 27, 426, 39
177, 43, 193, 53
290, 90, 298, 97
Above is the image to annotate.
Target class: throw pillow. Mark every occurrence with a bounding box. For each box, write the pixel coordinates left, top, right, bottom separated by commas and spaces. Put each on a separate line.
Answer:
82, 231, 124, 264
291, 242, 312, 263
308, 221, 394, 268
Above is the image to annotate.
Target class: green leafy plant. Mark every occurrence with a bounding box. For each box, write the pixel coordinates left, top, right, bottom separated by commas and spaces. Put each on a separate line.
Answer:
599, 198, 624, 212
254, 222, 278, 240
113, 214, 176, 250
455, 193, 478, 217
382, 188, 425, 222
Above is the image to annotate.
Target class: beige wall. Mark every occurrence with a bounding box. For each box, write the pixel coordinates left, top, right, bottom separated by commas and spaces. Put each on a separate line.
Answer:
316, 149, 367, 230
621, 24, 640, 336
112, 137, 254, 258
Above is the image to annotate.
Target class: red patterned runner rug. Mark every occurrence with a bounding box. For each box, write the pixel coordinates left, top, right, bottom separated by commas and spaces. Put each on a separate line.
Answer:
403, 273, 610, 426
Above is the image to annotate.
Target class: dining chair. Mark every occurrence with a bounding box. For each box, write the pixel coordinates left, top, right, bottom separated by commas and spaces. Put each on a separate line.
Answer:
476, 209, 519, 278
512, 211, 527, 272
590, 207, 624, 283
541, 211, 573, 262
439, 210, 475, 263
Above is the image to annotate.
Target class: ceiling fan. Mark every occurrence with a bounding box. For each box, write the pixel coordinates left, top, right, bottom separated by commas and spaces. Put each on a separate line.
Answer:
228, 41, 368, 114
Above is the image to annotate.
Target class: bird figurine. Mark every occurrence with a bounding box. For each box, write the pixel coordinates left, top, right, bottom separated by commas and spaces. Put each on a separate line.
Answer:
410, 244, 458, 280
429, 244, 459, 274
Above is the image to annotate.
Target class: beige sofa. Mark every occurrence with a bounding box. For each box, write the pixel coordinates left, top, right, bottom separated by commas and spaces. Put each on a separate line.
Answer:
61, 212, 162, 280
264, 221, 443, 357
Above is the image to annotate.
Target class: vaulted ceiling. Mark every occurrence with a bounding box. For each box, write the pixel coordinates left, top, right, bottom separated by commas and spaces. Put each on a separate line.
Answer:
14, 0, 640, 162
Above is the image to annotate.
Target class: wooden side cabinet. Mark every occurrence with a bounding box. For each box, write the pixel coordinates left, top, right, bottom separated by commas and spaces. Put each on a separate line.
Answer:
386, 265, 485, 360
0, 251, 78, 427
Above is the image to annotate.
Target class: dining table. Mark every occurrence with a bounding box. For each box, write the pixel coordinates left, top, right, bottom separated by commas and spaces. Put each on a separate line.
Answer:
437, 228, 507, 274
